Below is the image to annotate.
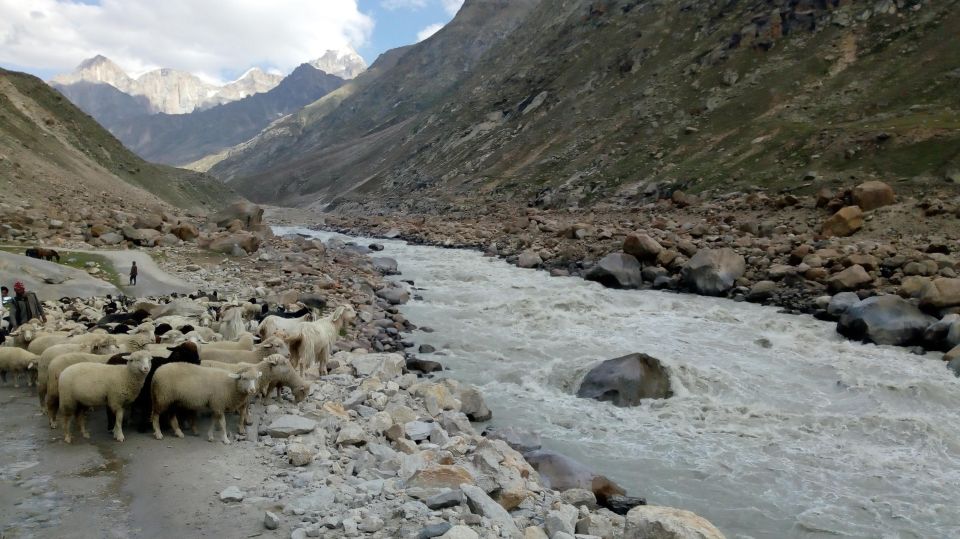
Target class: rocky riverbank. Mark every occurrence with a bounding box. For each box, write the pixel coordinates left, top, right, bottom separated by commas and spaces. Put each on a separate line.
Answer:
2, 204, 730, 538
269, 183, 960, 370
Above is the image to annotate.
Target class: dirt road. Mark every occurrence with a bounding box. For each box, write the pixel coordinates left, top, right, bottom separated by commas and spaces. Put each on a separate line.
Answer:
71, 249, 194, 298
0, 386, 280, 539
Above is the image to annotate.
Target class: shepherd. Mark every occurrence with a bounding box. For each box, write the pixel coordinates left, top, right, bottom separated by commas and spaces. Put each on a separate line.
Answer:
9, 281, 46, 330
129, 261, 138, 286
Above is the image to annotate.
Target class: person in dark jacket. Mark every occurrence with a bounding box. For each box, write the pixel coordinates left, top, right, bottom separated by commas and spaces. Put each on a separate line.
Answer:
10, 281, 46, 330
129, 261, 138, 285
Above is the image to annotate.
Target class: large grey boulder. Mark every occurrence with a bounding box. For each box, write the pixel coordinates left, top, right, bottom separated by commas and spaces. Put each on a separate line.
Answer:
460, 484, 520, 536
576, 353, 673, 406
585, 253, 642, 289
827, 292, 861, 317
681, 248, 745, 295
837, 295, 936, 346
624, 506, 725, 539
377, 285, 410, 305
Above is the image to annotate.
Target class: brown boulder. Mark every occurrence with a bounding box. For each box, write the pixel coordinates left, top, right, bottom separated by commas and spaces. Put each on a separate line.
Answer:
208, 233, 260, 255
405, 465, 475, 490
623, 233, 662, 262
852, 181, 895, 211
828, 264, 872, 292
822, 206, 863, 237
211, 200, 264, 231
89, 224, 111, 237
134, 213, 164, 230
919, 278, 960, 310
171, 223, 199, 241
121, 226, 161, 246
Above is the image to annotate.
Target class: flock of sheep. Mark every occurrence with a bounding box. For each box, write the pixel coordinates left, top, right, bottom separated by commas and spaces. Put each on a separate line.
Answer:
0, 293, 356, 445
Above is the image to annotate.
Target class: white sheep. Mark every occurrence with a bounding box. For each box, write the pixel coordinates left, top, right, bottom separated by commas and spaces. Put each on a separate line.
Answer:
257, 311, 315, 340
44, 352, 120, 425
36, 335, 118, 408
150, 363, 261, 444
199, 333, 255, 351
201, 354, 294, 421
113, 323, 157, 352
198, 335, 287, 364
0, 347, 39, 387
183, 327, 220, 342
284, 305, 356, 376
28, 330, 109, 356
58, 351, 152, 443
217, 306, 246, 341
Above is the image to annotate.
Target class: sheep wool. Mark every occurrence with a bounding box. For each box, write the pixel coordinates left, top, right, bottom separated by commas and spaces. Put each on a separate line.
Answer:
0, 347, 40, 388
198, 335, 287, 364
58, 351, 152, 444
151, 363, 261, 444
285, 305, 356, 376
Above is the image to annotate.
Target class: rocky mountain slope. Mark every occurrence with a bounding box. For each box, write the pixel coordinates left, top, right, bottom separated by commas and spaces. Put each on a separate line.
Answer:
52, 55, 283, 115
106, 64, 344, 166
0, 68, 236, 211
210, 0, 960, 212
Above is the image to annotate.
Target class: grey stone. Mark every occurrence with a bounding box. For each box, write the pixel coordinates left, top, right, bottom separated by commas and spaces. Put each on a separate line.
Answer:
219, 486, 244, 503
372, 257, 399, 274
377, 285, 410, 305
546, 504, 578, 536
439, 525, 479, 539
828, 292, 861, 316
418, 523, 453, 539
264, 511, 280, 530
838, 295, 936, 346
284, 488, 336, 515
405, 420, 434, 442
425, 489, 464, 509
336, 423, 366, 446
585, 253, 643, 289
268, 415, 317, 438
681, 248, 746, 295
460, 484, 520, 536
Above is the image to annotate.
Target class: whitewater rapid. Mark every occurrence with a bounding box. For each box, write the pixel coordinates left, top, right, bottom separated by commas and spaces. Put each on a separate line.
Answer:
279, 227, 960, 539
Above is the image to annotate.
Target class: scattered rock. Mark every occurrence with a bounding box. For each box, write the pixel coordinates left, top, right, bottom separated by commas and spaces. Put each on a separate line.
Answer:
267, 415, 317, 438
852, 181, 895, 211
838, 295, 936, 346
681, 248, 745, 296
585, 253, 643, 289
219, 486, 245, 503
822, 206, 863, 237
624, 505, 725, 539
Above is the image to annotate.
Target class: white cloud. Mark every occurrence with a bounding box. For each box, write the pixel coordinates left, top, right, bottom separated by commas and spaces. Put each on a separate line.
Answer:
416, 23, 444, 42
0, 0, 374, 83
381, 0, 428, 10
441, 0, 464, 16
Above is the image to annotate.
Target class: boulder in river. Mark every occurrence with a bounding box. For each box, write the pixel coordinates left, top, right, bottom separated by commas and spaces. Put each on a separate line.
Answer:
371, 257, 399, 275
524, 449, 626, 505
681, 248, 745, 296
585, 253, 642, 289
577, 353, 673, 406
623, 233, 662, 262
837, 295, 936, 346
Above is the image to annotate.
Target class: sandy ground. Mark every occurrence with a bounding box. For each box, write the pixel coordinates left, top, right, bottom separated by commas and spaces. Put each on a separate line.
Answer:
0, 385, 284, 539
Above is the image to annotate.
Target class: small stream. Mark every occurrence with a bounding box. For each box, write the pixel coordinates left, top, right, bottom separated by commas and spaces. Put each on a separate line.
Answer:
279, 226, 960, 539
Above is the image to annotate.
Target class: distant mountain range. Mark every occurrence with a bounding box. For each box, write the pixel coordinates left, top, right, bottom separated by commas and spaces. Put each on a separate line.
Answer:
0, 68, 235, 211
49, 50, 361, 165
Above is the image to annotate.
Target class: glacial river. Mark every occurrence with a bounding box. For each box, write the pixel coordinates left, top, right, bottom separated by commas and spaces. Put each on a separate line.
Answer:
279, 227, 960, 539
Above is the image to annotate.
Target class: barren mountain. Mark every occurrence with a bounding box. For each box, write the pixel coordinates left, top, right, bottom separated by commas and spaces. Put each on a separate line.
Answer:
107, 64, 344, 166
0, 68, 235, 211
210, 0, 960, 212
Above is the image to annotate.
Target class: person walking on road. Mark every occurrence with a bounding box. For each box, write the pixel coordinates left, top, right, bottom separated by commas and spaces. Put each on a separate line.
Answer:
10, 281, 46, 330
129, 261, 138, 286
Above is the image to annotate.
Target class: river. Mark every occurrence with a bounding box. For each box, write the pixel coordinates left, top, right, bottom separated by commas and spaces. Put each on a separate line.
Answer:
278, 226, 960, 539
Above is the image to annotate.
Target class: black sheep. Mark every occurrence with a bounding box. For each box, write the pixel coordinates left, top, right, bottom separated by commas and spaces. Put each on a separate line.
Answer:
154, 323, 173, 336
96, 309, 150, 328
109, 323, 132, 335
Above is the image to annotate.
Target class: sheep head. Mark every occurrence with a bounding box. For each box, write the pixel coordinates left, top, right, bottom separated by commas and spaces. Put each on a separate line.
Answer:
126, 352, 152, 375
259, 336, 289, 357
91, 336, 120, 355
229, 369, 261, 396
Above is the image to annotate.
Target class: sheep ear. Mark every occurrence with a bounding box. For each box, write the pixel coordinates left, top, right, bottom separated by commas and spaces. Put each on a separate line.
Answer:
228, 373, 241, 379
256, 372, 263, 378
263, 342, 273, 348
27, 362, 34, 369
332, 306, 345, 322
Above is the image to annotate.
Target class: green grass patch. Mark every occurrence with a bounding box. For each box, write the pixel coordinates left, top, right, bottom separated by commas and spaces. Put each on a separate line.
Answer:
0, 247, 122, 288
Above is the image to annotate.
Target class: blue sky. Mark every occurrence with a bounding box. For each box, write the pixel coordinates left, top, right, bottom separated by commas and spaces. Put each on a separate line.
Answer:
0, 0, 462, 83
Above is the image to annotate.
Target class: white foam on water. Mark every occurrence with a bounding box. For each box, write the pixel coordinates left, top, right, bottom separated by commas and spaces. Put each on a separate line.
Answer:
280, 227, 960, 539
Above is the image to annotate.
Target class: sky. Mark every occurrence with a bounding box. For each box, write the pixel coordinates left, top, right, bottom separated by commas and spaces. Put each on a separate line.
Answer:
0, 0, 463, 84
